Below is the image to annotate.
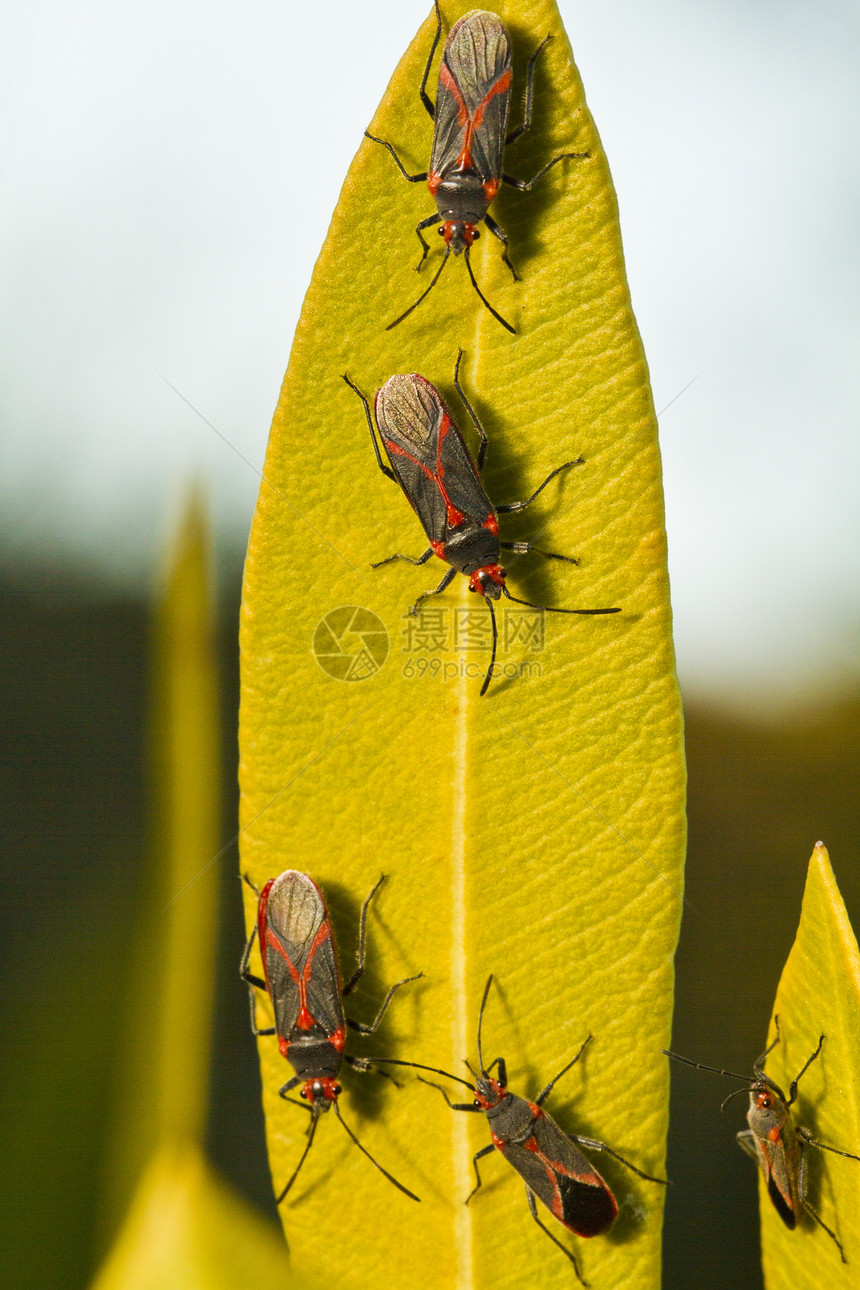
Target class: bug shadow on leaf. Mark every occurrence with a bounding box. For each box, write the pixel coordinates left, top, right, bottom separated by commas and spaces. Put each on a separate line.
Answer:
325, 879, 427, 1123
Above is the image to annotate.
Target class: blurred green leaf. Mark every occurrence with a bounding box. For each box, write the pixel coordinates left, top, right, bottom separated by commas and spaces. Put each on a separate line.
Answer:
240, 2, 685, 1286
760, 843, 860, 1285
92, 1144, 296, 1290
94, 495, 293, 1288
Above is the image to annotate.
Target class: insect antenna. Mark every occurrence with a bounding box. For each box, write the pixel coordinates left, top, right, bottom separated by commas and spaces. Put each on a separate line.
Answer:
275, 1111, 319, 1203
387, 248, 450, 330
662, 1050, 754, 1084
719, 1085, 761, 1113
480, 596, 498, 696
475, 974, 494, 1076
370, 1055, 474, 1091
333, 1102, 421, 1200
463, 247, 515, 334
501, 585, 620, 616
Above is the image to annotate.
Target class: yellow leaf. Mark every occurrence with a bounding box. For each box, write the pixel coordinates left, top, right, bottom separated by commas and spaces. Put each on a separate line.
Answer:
240, 3, 685, 1287
761, 843, 860, 1286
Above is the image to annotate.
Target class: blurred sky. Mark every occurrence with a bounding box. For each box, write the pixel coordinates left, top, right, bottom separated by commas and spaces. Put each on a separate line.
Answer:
1, 0, 858, 705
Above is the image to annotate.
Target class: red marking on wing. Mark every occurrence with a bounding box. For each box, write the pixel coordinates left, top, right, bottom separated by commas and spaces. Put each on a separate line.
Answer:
265, 915, 332, 1032
440, 63, 512, 173
384, 416, 479, 537
439, 63, 469, 129
483, 514, 499, 536
257, 879, 276, 993
385, 438, 437, 486
330, 1027, 346, 1054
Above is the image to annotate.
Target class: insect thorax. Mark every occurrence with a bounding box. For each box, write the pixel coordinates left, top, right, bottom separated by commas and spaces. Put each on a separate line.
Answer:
433, 172, 489, 234
484, 1089, 537, 1141
285, 1032, 343, 1082
444, 525, 500, 578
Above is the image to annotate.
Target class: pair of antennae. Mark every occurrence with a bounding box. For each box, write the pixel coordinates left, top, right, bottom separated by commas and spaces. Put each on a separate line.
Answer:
277, 1099, 420, 1205
387, 247, 515, 334
661, 1050, 776, 1113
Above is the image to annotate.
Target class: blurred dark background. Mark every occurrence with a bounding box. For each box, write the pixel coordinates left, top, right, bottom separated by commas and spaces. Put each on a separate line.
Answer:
1, 553, 857, 1290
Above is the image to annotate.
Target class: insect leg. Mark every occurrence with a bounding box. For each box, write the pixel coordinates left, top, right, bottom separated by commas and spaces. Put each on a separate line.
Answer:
452, 348, 489, 470
239, 922, 265, 991
499, 539, 579, 565
797, 1140, 847, 1261
753, 1016, 783, 1079
348, 973, 424, 1034
239, 875, 265, 987
277, 1075, 303, 1100
344, 1054, 401, 1088
275, 1113, 319, 1203
503, 150, 588, 192
416, 1075, 480, 1112
415, 214, 442, 270
568, 1135, 668, 1185
342, 873, 386, 996
342, 375, 398, 482
505, 34, 551, 144
736, 1129, 758, 1162
525, 1187, 586, 1284
786, 1034, 824, 1106
239, 924, 276, 1035
465, 1144, 497, 1204
797, 1125, 860, 1162
482, 1056, 507, 1083
246, 993, 275, 1037
496, 458, 583, 513
372, 547, 435, 569
483, 212, 519, 282
535, 1035, 593, 1106
364, 132, 428, 183
409, 566, 457, 615
419, 0, 444, 119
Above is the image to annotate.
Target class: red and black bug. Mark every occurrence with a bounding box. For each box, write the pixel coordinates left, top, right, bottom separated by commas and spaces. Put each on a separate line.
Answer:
376, 975, 667, 1282
240, 869, 422, 1202
365, 2, 587, 333
664, 1020, 860, 1261
343, 349, 619, 696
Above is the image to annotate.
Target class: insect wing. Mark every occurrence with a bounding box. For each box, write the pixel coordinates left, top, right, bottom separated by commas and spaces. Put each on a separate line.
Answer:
499, 1102, 618, 1238
375, 375, 492, 544
431, 11, 512, 182
744, 1128, 797, 1229
260, 871, 345, 1040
